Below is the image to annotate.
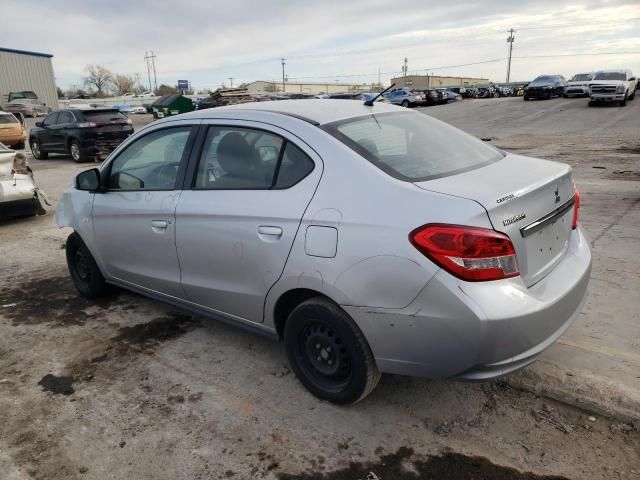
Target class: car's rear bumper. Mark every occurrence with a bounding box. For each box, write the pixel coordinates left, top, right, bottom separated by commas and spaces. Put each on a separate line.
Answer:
344, 228, 592, 380
0, 133, 26, 145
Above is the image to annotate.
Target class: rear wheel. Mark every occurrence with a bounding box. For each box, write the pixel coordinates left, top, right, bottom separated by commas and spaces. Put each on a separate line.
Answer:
13, 141, 25, 150
65, 232, 109, 299
284, 298, 381, 404
31, 109, 38, 118
588, 101, 594, 107
30, 140, 48, 159
69, 140, 88, 163
523, 96, 529, 101
401, 100, 409, 108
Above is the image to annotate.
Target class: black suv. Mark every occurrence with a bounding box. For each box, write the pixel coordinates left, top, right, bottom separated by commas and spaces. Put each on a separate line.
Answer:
29, 108, 134, 162
523, 75, 567, 100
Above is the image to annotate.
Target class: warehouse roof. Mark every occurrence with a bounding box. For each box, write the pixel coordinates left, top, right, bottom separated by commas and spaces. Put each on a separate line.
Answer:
0, 47, 53, 58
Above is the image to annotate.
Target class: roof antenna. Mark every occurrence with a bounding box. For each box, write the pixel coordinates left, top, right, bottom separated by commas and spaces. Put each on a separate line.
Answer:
364, 83, 396, 106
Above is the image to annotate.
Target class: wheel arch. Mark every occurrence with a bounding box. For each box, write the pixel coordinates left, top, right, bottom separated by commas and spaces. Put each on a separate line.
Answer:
272, 288, 335, 340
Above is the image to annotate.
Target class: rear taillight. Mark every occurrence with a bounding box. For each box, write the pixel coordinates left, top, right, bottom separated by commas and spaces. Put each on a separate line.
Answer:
77, 122, 97, 128
410, 224, 519, 282
572, 189, 580, 230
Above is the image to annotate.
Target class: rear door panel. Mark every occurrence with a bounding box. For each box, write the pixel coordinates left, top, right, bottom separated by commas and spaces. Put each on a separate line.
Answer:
176, 120, 323, 323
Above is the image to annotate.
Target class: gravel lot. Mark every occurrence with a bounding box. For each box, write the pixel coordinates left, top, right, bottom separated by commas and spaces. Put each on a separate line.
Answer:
0, 100, 638, 480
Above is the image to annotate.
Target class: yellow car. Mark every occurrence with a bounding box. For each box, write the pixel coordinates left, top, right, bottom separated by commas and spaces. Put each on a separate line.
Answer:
0, 111, 27, 149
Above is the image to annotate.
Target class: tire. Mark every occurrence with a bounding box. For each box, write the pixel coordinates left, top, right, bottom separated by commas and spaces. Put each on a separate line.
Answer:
31, 109, 38, 118
401, 100, 409, 108
284, 297, 381, 404
620, 94, 627, 107
65, 232, 109, 299
629, 91, 635, 100
69, 140, 88, 163
13, 141, 25, 150
588, 101, 594, 107
523, 96, 529, 101
563, 93, 568, 98
30, 140, 48, 159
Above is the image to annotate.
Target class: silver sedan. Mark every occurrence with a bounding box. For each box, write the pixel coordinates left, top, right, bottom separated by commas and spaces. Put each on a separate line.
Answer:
56, 100, 591, 404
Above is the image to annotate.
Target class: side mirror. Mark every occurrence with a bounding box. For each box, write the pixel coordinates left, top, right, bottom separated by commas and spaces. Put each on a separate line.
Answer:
75, 168, 101, 191
35, 121, 43, 127
630, 77, 636, 82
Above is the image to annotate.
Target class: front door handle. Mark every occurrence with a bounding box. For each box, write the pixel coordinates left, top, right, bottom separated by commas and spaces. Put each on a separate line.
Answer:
151, 220, 169, 233
258, 225, 283, 238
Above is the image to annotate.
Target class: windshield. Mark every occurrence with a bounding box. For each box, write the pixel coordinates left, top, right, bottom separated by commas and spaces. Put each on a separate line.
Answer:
323, 111, 503, 181
592, 72, 626, 81
530, 76, 555, 85
0, 115, 19, 124
571, 74, 591, 82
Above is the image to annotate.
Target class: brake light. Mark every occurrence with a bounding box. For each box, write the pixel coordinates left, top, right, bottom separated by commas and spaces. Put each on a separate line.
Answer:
410, 224, 519, 282
77, 122, 97, 128
572, 189, 580, 229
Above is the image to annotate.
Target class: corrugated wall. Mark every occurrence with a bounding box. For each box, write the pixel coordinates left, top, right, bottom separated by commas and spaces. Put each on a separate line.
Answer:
0, 51, 58, 110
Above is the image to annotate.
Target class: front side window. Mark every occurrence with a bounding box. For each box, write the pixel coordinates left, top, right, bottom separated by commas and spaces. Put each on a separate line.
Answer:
57, 112, 74, 124
195, 126, 314, 190
42, 113, 58, 127
323, 111, 503, 181
107, 127, 191, 190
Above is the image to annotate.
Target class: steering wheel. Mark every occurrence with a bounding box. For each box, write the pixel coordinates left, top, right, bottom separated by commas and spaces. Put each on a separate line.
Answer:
149, 163, 180, 189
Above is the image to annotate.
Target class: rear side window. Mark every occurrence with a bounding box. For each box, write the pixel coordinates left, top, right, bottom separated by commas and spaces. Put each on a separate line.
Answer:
57, 112, 74, 124
195, 126, 314, 190
80, 110, 128, 123
323, 111, 503, 181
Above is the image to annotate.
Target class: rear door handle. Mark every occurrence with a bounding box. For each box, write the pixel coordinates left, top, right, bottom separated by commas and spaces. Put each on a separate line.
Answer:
258, 225, 283, 238
151, 220, 169, 232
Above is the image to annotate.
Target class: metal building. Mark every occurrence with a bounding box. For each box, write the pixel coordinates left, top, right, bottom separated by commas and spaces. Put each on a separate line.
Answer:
0, 47, 58, 110
390, 75, 491, 89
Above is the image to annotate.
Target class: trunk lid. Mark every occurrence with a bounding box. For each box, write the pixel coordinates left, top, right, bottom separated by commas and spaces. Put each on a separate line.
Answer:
414, 153, 575, 286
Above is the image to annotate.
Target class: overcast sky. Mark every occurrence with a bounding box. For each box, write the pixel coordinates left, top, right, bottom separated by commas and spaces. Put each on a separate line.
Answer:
3, 0, 640, 91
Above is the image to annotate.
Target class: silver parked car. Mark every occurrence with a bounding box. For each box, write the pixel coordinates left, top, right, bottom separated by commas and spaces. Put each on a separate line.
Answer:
57, 100, 591, 404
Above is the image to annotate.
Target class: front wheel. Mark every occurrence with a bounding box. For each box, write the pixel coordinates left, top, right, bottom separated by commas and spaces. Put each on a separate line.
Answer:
523, 96, 529, 101
65, 232, 109, 299
401, 100, 409, 108
284, 298, 381, 404
620, 94, 627, 107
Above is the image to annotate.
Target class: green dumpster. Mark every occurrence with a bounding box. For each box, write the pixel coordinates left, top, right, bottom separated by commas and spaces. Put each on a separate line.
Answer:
151, 94, 193, 119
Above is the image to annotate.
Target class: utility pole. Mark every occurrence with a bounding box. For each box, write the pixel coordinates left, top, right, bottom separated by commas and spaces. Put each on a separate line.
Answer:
506, 29, 515, 83
281, 58, 286, 94
378, 67, 381, 91
229, 77, 234, 88
144, 51, 152, 91
402, 57, 408, 86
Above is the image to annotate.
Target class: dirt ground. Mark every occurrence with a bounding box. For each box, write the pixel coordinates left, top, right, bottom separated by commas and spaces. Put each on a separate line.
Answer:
0, 100, 639, 480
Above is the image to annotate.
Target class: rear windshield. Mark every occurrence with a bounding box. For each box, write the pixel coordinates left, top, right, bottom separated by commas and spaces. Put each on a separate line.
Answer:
592, 72, 626, 81
0, 115, 19, 124
80, 110, 127, 122
323, 111, 503, 181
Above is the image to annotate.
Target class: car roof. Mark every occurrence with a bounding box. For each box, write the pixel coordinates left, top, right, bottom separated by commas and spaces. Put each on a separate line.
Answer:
175, 99, 402, 125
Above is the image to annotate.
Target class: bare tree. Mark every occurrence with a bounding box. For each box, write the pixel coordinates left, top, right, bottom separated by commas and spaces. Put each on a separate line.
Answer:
83, 65, 114, 97
113, 74, 136, 95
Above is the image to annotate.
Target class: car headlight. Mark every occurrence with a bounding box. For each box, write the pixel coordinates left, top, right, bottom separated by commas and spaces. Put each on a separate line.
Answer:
616, 85, 625, 93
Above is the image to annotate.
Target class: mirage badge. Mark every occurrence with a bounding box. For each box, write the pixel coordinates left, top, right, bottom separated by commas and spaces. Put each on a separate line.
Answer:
503, 213, 526, 227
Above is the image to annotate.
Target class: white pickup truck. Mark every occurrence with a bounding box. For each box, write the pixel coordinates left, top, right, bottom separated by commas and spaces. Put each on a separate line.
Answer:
588, 70, 637, 107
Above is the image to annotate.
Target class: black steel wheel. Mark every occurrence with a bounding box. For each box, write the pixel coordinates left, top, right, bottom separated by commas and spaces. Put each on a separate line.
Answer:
66, 232, 109, 299
285, 298, 380, 404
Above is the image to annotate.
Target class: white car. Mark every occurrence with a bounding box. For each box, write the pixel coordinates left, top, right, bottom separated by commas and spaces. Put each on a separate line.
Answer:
564, 73, 592, 97
140, 91, 155, 98
0, 143, 49, 218
122, 93, 136, 99
589, 70, 637, 107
